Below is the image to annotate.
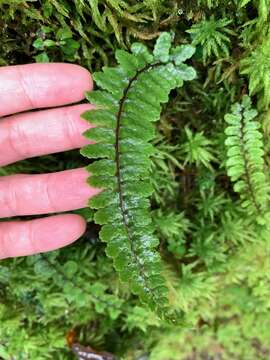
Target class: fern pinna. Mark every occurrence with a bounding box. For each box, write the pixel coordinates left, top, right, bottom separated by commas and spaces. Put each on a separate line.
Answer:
80, 32, 196, 321
224, 95, 269, 225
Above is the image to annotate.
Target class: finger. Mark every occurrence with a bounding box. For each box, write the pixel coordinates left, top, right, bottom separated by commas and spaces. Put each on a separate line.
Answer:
0, 214, 86, 259
0, 63, 93, 117
0, 104, 94, 166
0, 168, 99, 218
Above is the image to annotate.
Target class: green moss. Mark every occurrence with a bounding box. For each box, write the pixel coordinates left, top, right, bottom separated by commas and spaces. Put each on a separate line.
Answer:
1, 0, 270, 359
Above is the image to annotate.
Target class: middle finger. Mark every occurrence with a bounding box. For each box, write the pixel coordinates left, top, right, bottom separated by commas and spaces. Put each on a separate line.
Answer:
0, 103, 94, 167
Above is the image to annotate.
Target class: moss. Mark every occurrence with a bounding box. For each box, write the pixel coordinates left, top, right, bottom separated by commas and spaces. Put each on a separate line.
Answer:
1, 1, 270, 359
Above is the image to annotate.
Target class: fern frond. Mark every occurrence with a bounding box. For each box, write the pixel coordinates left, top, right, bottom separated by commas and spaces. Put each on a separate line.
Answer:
80, 32, 196, 321
224, 95, 269, 224
240, 36, 270, 110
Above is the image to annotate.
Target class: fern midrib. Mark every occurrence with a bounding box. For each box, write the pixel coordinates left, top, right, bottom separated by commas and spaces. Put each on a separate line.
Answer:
115, 62, 161, 300
239, 113, 261, 215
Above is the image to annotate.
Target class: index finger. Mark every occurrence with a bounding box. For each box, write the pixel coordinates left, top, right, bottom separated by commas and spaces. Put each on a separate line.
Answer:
0, 63, 93, 117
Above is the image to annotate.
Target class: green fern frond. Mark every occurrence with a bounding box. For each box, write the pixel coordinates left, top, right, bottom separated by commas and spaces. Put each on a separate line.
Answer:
80, 32, 196, 321
240, 37, 270, 110
224, 95, 269, 224
186, 15, 235, 64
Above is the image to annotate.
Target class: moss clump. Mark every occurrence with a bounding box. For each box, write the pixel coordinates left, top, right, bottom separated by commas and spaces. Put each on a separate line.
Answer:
1, 1, 270, 359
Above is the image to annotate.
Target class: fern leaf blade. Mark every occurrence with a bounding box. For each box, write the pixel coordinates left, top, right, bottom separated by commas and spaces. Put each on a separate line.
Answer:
81, 32, 196, 320
224, 95, 269, 222
80, 143, 114, 159
81, 109, 116, 128
85, 90, 119, 110
170, 44, 196, 64
86, 159, 116, 176
153, 32, 172, 62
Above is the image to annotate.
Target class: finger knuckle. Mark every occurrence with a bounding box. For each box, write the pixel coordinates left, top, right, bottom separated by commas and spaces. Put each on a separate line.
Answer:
0, 225, 12, 259
8, 121, 30, 158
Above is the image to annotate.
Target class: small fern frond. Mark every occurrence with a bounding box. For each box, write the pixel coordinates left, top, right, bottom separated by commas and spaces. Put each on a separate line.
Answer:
80, 32, 196, 321
240, 37, 270, 110
224, 95, 269, 224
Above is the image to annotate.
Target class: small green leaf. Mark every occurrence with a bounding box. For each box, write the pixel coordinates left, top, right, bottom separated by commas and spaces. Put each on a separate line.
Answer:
34, 52, 50, 63
56, 28, 72, 40
170, 45, 196, 64
33, 38, 44, 50
153, 32, 172, 62
131, 43, 153, 65
43, 39, 56, 47
61, 39, 80, 55
63, 261, 78, 277
80, 143, 114, 159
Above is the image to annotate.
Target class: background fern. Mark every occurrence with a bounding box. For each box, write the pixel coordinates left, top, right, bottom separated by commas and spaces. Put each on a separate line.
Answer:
1, 1, 270, 359
224, 95, 270, 224
240, 37, 270, 110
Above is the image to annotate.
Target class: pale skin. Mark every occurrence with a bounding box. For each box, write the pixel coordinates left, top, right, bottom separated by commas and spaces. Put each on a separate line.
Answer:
0, 63, 101, 260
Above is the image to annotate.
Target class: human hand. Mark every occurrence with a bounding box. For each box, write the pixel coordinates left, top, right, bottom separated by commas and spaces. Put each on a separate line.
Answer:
0, 63, 99, 260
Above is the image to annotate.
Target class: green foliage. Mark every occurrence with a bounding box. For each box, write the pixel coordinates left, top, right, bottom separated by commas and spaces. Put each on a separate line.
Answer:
0, 0, 176, 69
0, 245, 126, 359
80, 33, 196, 320
2, 0, 270, 359
197, 0, 221, 8
153, 210, 190, 258
241, 37, 270, 110
187, 16, 235, 64
224, 95, 270, 224
240, 0, 270, 30
180, 127, 216, 169
33, 27, 80, 63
